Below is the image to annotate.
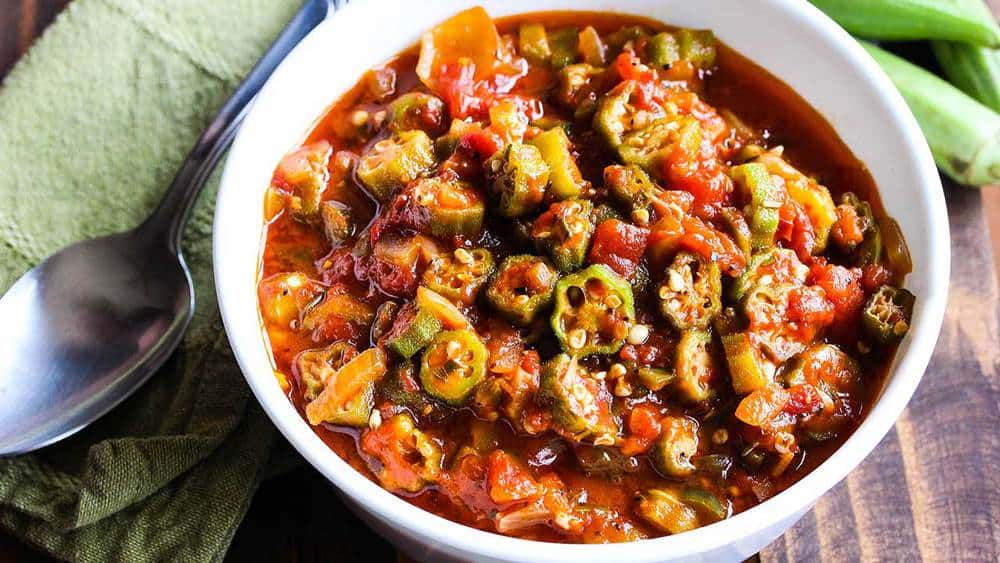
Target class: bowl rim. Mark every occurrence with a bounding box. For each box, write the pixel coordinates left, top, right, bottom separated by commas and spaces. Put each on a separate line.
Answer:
213, 0, 949, 560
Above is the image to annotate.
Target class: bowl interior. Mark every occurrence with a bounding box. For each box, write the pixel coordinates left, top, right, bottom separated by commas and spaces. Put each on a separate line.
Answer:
214, 0, 948, 561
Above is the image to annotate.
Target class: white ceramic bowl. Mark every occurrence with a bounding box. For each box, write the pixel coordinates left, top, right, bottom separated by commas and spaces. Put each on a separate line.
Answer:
214, 1, 949, 561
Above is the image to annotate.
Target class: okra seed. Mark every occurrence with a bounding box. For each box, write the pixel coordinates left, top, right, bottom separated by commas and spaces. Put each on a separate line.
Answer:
605, 294, 623, 309
613, 378, 632, 397
515, 294, 530, 305
568, 328, 588, 349
609, 363, 627, 379
668, 270, 685, 292
593, 370, 607, 380
454, 248, 473, 264
631, 208, 650, 226
627, 324, 649, 345
446, 340, 462, 359
368, 409, 382, 430
350, 109, 369, 127
593, 434, 616, 447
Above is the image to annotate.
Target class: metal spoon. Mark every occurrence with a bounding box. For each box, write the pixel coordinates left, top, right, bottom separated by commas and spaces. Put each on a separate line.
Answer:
0, 0, 340, 456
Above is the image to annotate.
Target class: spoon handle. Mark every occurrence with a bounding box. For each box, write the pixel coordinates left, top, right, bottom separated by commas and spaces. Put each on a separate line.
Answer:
140, 0, 335, 252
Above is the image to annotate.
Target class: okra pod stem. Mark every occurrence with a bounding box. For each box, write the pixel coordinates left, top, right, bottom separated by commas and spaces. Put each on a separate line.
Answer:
863, 41, 1000, 186
810, 0, 1000, 46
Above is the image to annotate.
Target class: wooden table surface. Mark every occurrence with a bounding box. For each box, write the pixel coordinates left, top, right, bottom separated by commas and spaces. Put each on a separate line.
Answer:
1, 1, 998, 562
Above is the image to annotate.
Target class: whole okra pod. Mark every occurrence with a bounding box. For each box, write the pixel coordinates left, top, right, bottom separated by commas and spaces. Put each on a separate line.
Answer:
863, 41, 1000, 186
931, 0, 1000, 112
810, 0, 1000, 47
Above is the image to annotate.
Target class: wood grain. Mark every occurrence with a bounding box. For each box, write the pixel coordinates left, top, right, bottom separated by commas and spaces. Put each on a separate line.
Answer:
1, 2, 998, 563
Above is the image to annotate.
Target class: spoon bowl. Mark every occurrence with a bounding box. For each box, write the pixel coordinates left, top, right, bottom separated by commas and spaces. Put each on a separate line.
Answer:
0, 229, 192, 455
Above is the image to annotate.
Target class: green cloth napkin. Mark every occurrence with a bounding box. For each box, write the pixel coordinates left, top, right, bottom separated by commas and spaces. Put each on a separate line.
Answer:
0, 1, 305, 561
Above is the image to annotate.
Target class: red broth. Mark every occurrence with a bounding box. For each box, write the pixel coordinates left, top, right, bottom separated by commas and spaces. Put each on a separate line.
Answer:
257, 10, 910, 542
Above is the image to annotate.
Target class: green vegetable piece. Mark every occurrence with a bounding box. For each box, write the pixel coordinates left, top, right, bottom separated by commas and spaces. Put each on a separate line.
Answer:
604, 164, 660, 220
295, 341, 358, 402
548, 27, 579, 69
676, 29, 717, 67
532, 198, 595, 272
810, 0, 1000, 47
487, 255, 559, 326
651, 415, 699, 479
657, 251, 722, 330
728, 248, 800, 303
635, 489, 699, 535
540, 354, 619, 443
370, 301, 398, 344
486, 142, 551, 218
594, 81, 646, 150
551, 264, 635, 356
719, 207, 752, 261
519, 23, 552, 64
646, 32, 680, 68
364, 412, 442, 492
863, 285, 916, 345
619, 117, 702, 176
379, 361, 449, 422
388, 92, 447, 136
674, 329, 718, 403
840, 192, 882, 265
578, 26, 607, 66
420, 329, 487, 405
721, 332, 774, 395
636, 367, 676, 392
784, 343, 862, 396
305, 348, 386, 427
862, 42, 1000, 186
279, 143, 332, 221
357, 130, 436, 201
590, 203, 623, 225
320, 201, 354, 245
606, 25, 649, 56
680, 487, 727, 522
557, 64, 605, 120
730, 162, 781, 251
933, 39, 1000, 113
575, 445, 636, 477
422, 247, 495, 306
385, 300, 443, 358
410, 176, 486, 237
530, 127, 587, 200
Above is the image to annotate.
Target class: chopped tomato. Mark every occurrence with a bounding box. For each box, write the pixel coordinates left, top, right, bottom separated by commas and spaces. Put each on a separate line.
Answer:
831, 203, 865, 249
487, 450, 541, 506
440, 454, 497, 518
810, 262, 864, 332
861, 263, 891, 293
735, 384, 790, 428
784, 384, 824, 416
787, 285, 835, 327
777, 200, 817, 261
679, 216, 746, 276
620, 403, 662, 456
587, 219, 650, 281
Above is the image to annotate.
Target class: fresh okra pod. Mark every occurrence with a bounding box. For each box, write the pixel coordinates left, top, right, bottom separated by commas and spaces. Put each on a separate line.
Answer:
863, 42, 1000, 186
809, 0, 1000, 47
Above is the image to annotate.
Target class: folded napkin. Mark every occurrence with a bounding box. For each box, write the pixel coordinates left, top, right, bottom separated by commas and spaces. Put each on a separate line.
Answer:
0, 1, 303, 561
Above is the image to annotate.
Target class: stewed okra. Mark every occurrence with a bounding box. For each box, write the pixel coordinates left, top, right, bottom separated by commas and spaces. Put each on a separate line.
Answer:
258, 8, 914, 544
